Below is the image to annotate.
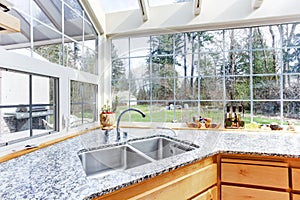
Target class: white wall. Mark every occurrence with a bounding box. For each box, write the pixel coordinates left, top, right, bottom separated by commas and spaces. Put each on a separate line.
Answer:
106, 0, 300, 37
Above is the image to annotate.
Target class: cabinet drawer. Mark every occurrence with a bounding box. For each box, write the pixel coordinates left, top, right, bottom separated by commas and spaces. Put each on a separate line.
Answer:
191, 186, 217, 200
129, 164, 217, 200
221, 185, 289, 200
221, 163, 288, 189
293, 194, 300, 200
292, 168, 300, 190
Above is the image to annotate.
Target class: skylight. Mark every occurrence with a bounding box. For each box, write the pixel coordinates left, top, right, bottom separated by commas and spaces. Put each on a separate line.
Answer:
98, 0, 139, 13
148, 0, 191, 7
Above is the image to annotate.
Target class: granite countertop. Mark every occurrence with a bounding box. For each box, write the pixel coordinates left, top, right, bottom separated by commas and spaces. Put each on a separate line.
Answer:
1, 128, 300, 199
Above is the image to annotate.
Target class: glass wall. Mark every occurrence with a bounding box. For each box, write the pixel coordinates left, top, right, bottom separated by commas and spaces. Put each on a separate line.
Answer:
1, 0, 98, 75
111, 23, 300, 127
0, 68, 57, 145
70, 81, 98, 127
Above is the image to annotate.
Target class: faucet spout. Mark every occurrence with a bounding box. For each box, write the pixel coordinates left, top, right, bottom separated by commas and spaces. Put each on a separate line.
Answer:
116, 108, 146, 141
156, 126, 178, 137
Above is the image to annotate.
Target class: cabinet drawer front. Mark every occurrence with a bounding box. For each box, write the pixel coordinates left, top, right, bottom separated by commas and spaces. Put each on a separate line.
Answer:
293, 194, 300, 200
129, 164, 217, 200
221, 185, 289, 200
191, 186, 217, 200
292, 168, 300, 190
221, 163, 288, 188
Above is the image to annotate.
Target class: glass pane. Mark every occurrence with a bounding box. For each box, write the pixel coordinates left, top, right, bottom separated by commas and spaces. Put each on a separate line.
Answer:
282, 23, 300, 47
64, 0, 83, 14
253, 76, 280, 99
283, 47, 300, 73
112, 38, 129, 58
284, 101, 300, 125
200, 101, 224, 127
33, 43, 63, 65
112, 58, 129, 93
135, 79, 151, 101
252, 50, 280, 74
151, 34, 173, 55
283, 74, 300, 99
201, 77, 224, 100
149, 0, 191, 7
252, 25, 281, 50
175, 77, 198, 100
70, 104, 82, 127
71, 81, 82, 103
64, 4, 83, 40
224, 28, 250, 51
0, 32, 30, 47
224, 51, 250, 75
253, 101, 280, 120
64, 39, 83, 69
152, 78, 174, 101
175, 54, 199, 78
9, 0, 30, 15
199, 53, 223, 76
83, 103, 96, 123
0, 107, 30, 144
200, 30, 223, 52
151, 102, 175, 123
225, 76, 250, 100
33, 19, 62, 42
130, 57, 149, 79
32, 1, 56, 28
82, 47, 97, 74
152, 59, 176, 78
98, 0, 139, 13
0, 70, 29, 105
130, 37, 150, 57
32, 76, 53, 104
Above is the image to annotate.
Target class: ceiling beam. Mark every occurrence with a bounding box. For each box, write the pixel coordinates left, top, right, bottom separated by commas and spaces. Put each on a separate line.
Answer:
138, 0, 149, 22
193, 0, 202, 15
252, 0, 264, 9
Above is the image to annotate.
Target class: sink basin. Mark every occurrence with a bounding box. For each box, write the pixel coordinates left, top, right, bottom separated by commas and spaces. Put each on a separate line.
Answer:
128, 136, 197, 160
78, 135, 199, 178
78, 145, 152, 178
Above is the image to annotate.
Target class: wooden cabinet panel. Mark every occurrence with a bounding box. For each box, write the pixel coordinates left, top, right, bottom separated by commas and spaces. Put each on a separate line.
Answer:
129, 164, 217, 200
221, 163, 289, 189
292, 168, 300, 190
293, 194, 300, 200
191, 186, 217, 200
221, 185, 289, 200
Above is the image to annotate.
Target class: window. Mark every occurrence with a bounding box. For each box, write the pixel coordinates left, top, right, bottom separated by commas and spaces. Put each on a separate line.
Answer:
0, 69, 58, 146
111, 22, 300, 127
70, 81, 98, 127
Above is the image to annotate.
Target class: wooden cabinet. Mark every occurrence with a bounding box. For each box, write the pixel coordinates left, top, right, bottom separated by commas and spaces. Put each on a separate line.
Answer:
293, 194, 300, 200
221, 161, 289, 189
95, 157, 217, 200
129, 164, 217, 200
222, 185, 289, 200
220, 156, 289, 200
292, 168, 300, 190
191, 186, 217, 200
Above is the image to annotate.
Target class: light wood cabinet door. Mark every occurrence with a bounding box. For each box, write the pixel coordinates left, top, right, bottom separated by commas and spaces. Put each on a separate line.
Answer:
221, 185, 289, 200
293, 194, 300, 200
129, 164, 217, 200
292, 168, 300, 190
221, 163, 289, 189
191, 186, 217, 200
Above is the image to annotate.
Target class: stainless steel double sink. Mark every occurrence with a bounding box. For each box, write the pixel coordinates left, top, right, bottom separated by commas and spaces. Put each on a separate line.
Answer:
78, 135, 199, 178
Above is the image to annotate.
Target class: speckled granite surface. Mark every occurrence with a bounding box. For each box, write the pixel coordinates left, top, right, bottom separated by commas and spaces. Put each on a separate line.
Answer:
1, 129, 300, 200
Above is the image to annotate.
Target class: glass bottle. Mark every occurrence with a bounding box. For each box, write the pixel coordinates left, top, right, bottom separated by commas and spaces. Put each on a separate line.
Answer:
238, 105, 245, 128
224, 105, 232, 128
